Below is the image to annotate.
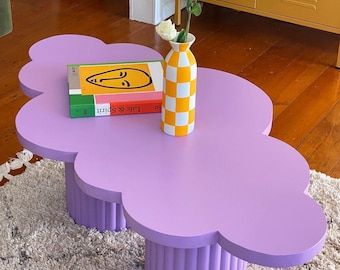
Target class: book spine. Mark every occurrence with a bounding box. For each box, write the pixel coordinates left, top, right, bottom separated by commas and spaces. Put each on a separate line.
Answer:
109, 100, 161, 115
70, 100, 161, 118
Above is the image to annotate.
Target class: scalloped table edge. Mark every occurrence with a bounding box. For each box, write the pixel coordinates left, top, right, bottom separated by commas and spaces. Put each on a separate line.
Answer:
15, 35, 325, 270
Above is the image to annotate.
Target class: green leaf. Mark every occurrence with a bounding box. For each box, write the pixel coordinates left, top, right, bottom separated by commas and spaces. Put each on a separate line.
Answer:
191, 3, 202, 16
176, 29, 187, 43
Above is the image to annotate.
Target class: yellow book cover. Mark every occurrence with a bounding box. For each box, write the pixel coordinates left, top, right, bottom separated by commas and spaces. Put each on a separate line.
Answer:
79, 61, 162, 95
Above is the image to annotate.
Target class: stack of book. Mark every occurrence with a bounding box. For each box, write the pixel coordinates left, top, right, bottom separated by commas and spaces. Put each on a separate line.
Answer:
68, 60, 163, 118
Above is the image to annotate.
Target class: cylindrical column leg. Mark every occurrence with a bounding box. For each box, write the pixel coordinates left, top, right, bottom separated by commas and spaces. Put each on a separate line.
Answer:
65, 162, 126, 231
145, 240, 247, 270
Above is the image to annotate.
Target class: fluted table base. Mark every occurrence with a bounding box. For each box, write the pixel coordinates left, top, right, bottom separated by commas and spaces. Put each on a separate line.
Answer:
145, 240, 247, 270
65, 163, 126, 232
65, 163, 247, 269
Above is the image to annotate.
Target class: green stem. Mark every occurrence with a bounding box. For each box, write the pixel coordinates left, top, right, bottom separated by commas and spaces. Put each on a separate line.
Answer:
184, 10, 192, 42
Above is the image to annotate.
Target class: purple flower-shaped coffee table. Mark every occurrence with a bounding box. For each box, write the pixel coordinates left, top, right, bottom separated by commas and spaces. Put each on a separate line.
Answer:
16, 35, 326, 270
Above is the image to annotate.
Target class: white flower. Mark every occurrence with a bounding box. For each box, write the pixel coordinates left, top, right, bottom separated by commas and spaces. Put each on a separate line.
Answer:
156, 19, 177, 41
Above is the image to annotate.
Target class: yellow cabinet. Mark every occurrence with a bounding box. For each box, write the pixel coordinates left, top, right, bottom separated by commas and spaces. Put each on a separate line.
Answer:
202, 0, 256, 9
175, 0, 340, 67
199, 0, 340, 33
257, 0, 340, 29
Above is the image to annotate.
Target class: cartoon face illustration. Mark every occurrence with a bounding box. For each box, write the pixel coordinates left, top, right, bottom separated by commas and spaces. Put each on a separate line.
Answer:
86, 68, 153, 90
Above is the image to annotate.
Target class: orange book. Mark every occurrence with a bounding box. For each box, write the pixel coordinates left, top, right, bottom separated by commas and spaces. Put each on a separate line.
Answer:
68, 61, 163, 118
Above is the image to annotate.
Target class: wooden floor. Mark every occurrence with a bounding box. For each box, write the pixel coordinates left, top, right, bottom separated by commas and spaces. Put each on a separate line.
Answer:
0, 0, 339, 177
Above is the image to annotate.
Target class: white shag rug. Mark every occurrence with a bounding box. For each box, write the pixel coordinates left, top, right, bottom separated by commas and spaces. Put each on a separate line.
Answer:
0, 158, 339, 270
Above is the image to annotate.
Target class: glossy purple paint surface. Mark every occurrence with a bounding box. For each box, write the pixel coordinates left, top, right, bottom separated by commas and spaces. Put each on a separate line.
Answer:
16, 35, 326, 267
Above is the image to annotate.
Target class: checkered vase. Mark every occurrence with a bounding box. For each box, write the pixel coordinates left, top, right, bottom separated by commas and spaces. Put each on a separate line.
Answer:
161, 34, 197, 136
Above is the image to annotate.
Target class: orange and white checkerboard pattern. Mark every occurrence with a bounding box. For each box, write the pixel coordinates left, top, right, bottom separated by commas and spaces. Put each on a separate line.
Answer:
161, 41, 197, 136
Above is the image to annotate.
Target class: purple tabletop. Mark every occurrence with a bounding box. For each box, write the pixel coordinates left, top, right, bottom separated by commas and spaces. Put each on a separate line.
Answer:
16, 35, 326, 268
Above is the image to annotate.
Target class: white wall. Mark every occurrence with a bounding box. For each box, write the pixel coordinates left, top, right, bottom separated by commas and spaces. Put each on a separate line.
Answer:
129, 0, 185, 25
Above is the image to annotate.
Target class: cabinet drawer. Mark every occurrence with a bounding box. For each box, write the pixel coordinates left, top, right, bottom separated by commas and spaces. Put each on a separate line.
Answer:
203, 0, 256, 9
257, 0, 340, 29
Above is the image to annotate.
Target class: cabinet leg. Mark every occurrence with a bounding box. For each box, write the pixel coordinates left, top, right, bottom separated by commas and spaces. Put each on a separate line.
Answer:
336, 41, 340, 69
175, 0, 181, 25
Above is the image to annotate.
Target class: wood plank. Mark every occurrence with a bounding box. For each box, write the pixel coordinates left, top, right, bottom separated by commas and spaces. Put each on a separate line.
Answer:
298, 100, 340, 175
331, 160, 340, 176
337, 41, 340, 68
238, 26, 338, 119
194, 13, 284, 74
270, 67, 340, 148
